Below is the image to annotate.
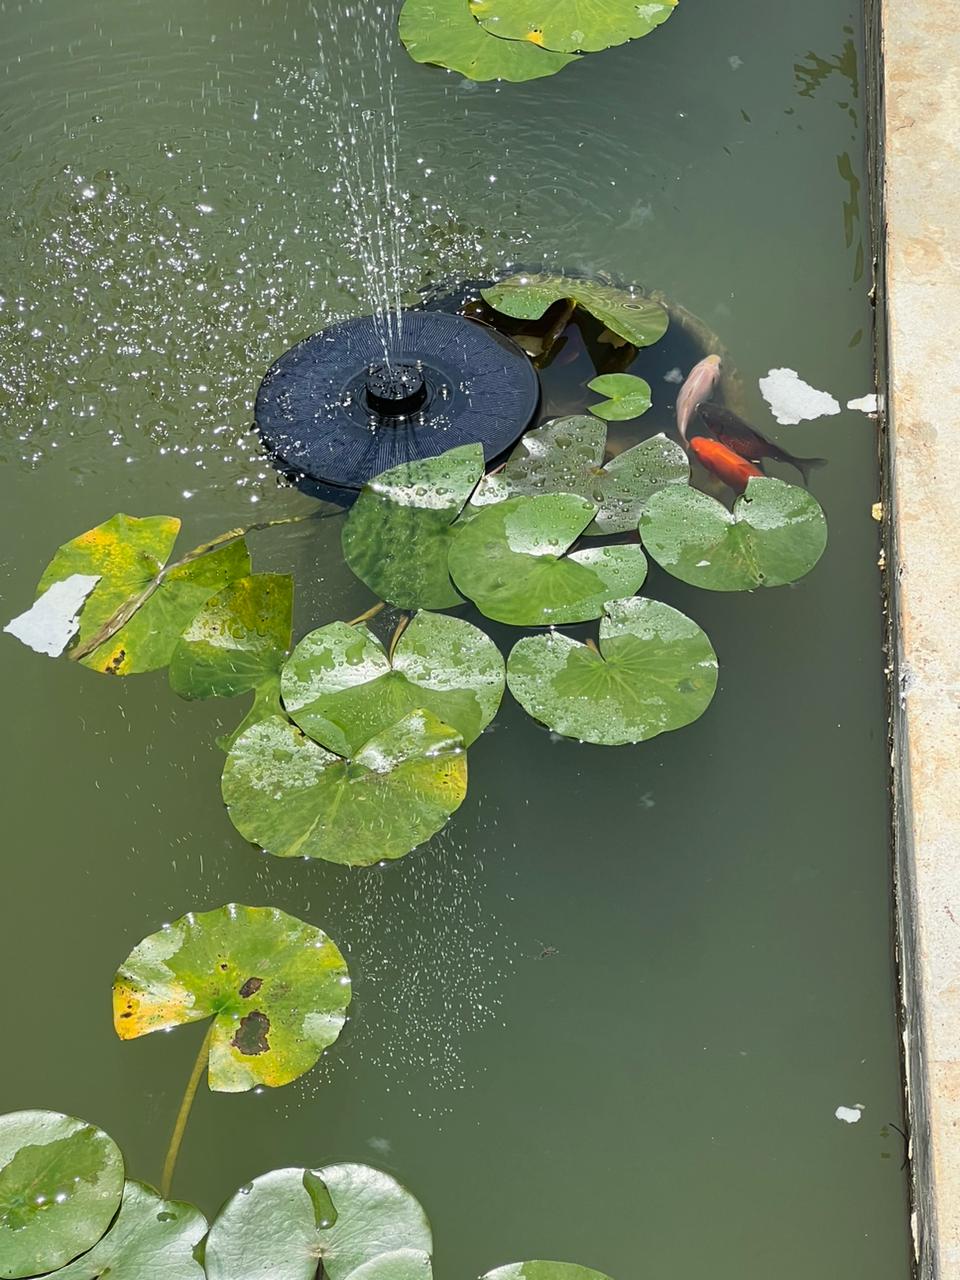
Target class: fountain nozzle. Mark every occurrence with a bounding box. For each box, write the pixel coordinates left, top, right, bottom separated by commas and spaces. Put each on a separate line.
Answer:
365, 363, 428, 418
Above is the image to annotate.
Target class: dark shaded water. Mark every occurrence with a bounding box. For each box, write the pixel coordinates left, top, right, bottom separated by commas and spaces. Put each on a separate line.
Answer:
0, 1, 910, 1276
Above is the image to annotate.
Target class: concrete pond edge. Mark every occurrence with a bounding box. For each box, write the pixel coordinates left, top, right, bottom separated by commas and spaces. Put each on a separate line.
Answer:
870, 0, 960, 1272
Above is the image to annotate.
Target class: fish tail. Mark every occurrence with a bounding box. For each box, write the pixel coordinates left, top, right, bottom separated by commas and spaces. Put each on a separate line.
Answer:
795, 456, 827, 486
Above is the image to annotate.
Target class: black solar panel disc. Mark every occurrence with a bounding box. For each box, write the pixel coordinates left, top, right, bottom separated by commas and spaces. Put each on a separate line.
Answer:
254, 311, 540, 488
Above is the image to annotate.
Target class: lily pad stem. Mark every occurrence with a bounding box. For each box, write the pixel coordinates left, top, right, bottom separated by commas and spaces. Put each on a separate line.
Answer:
535, 298, 576, 368
346, 600, 386, 627
388, 614, 410, 660
161, 1020, 215, 1198
584, 637, 600, 655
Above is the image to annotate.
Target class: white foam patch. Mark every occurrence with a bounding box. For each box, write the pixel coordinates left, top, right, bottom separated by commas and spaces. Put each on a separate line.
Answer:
847, 393, 880, 413
759, 368, 841, 425
835, 1104, 865, 1124
663, 367, 683, 384
4, 574, 101, 656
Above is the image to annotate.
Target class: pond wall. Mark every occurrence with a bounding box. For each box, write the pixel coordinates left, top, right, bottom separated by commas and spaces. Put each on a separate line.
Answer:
872, 0, 960, 1273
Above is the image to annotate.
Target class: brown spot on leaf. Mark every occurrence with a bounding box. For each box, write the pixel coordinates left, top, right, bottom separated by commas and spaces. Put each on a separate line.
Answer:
239, 976, 263, 999
231, 1010, 270, 1056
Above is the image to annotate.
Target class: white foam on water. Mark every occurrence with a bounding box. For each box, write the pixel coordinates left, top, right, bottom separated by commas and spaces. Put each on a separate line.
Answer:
759, 368, 841, 425
834, 1104, 865, 1124
4, 574, 101, 657
847, 393, 880, 413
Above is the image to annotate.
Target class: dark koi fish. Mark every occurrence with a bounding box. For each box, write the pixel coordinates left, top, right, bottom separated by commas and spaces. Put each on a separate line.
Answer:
690, 436, 763, 493
697, 403, 826, 486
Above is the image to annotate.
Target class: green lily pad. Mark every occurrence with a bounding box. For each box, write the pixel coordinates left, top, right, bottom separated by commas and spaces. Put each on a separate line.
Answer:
448, 493, 647, 625
469, 418, 688, 535
281, 611, 504, 757
204, 1164, 433, 1280
169, 573, 295, 749
481, 275, 668, 348
472, 0, 677, 51
587, 374, 652, 421
342, 444, 484, 610
639, 476, 828, 591
52, 1181, 207, 1280
507, 597, 717, 744
483, 1265, 614, 1280
0, 1110, 124, 1279
113, 904, 350, 1093
399, 0, 578, 81
33, 514, 251, 674
221, 711, 467, 866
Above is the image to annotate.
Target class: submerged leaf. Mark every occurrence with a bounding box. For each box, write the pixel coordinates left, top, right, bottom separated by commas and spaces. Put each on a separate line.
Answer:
282, 611, 504, 756
342, 444, 484, 609
483, 1265, 614, 1280
469, 417, 687, 534
169, 573, 294, 747
4, 574, 100, 657
399, 0, 577, 82
0, 1110, 124, 1279
221, 712, 467, 866
587, 373, 652, 422
204, 1164, 433, 1280
639, 476, 828, 591
481, 275, 668, 348
507, 597, 717, 744
472, 0, 677, 52
52, 1181, 207, 1280
448, 493, 647, 625
113, 904, 350, 1093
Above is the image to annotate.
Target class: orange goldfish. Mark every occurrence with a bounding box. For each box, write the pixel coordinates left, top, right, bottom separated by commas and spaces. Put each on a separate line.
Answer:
690, 436, 763, 493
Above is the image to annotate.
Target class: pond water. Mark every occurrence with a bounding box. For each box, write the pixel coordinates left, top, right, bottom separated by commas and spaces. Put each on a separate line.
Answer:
0, 1, 912, 1277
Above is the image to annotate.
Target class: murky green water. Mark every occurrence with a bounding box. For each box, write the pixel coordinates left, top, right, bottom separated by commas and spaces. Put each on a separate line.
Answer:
0, 1, 911, 1276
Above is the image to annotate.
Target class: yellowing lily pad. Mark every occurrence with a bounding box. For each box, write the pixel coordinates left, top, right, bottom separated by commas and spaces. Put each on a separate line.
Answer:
472, 0, 677, 52
507, 597, 717, 744
342, 444, 484, 610
31, 513, 251, 674
469, 417, 687, 535
448, 493, 647, 625
205, 1164, 433, 1280
0, 1109, 125, 1279
639, 475, 828, 591
399, 0, 578, 81
281, 611, 504, 757
482, 275, 668, 348
113, 904, 351, 1093
221, 712, 467, 866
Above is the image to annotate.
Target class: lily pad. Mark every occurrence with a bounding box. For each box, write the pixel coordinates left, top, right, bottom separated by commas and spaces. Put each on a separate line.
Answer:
0, 1109, 124, 1279
507, 597, 717, 744
342, 444, 484, 610
481, 275, 668, 349
587, 374, 652, 421
169, 574, 294, 748
52, 1181, 207, 1280
448, 493, 647, 625
399, 0, 578, 81
281, 611, 504, 757
113, 904, 351, 1093
221, 711, 467, 866
483, 1266, 614, 1280
33, 513, 251, 674
472, 0, 677, 51
469, 417, 687, 535
205, 1164, 433, 1280
639, 476, 828, 591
